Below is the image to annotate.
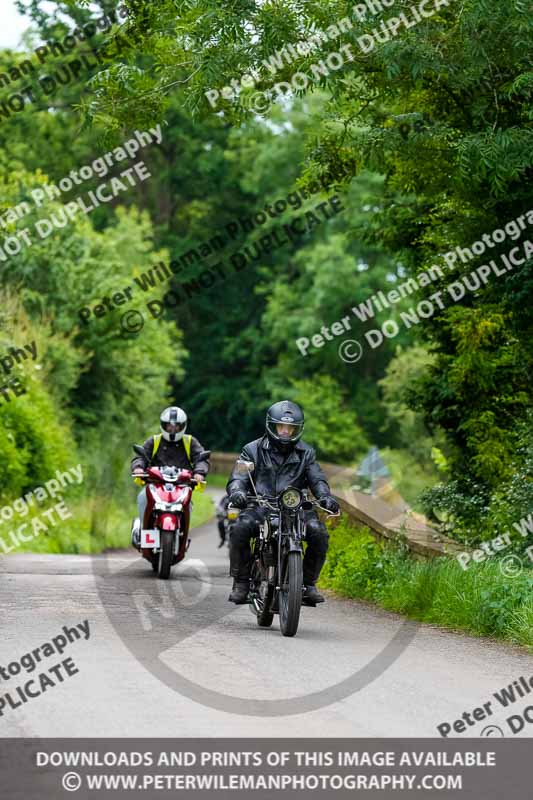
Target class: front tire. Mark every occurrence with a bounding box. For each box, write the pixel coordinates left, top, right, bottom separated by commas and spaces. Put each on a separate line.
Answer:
279, 551, 303, 637
158, 530, 174, 579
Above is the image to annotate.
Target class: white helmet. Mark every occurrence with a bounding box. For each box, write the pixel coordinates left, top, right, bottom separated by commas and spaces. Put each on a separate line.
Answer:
160, 406, 187, 442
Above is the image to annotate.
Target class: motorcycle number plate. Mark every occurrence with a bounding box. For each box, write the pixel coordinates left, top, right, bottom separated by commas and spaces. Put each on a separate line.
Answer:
141, 529, 160, 548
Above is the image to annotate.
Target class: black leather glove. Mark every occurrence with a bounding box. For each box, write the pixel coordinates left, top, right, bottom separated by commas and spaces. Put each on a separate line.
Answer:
229, 491, 247, 509
319, 495, 340, 513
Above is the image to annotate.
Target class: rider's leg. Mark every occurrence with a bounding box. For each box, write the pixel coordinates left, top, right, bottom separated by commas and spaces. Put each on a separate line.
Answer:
302, 512, 329, 604
131, 488, 147, 548
137, 488, 148, 527
228, 509, 261, 603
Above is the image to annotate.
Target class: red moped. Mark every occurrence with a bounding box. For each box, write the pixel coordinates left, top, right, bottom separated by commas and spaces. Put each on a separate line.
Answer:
131, 443, 210, 579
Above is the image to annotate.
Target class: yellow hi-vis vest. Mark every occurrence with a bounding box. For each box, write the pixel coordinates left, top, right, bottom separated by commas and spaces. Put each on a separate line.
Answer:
152, 433, 192, 464
134, 434, 193, 486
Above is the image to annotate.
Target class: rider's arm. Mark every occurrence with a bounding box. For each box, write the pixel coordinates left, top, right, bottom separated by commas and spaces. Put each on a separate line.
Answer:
131, 436, 155, 473
189, 436, 210, 476
304, 448, 331, 499
226, 445, 254, 497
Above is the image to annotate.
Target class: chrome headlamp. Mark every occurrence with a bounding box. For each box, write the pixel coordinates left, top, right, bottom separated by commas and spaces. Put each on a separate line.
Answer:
280, 487, 302, 509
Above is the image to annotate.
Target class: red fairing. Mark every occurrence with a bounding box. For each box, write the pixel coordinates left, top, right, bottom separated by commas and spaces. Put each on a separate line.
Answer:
175, 486, 193, 505
160, 513, 178, 531
147, 466, 164, 482
136, 466, 196, 568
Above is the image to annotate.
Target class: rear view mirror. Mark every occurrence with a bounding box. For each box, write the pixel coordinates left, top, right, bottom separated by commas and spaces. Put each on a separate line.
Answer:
198, 450, 211, 460
133, 444, 148, 459
235, 459, 255, 474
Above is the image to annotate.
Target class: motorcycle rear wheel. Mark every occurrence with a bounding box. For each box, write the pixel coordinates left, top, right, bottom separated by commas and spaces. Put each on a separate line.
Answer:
158, 530, 174, 579
279, 551, 303, 637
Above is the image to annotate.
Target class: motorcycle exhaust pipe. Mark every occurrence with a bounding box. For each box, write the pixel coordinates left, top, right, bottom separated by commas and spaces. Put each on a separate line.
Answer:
250, 595, 262, 614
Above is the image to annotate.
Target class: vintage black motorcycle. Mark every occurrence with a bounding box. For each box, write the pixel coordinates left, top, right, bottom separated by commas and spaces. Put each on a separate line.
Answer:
231, 459, 339, 637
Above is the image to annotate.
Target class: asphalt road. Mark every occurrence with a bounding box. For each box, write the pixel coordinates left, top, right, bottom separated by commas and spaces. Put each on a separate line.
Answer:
0, 491, 531, 738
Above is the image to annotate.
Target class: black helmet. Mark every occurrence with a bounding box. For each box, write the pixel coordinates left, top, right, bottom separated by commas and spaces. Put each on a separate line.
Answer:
266, 400, 304, 449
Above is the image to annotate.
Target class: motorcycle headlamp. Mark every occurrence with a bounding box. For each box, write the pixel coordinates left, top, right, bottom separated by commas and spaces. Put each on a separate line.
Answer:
154, 501, 183, 512
280, 488, 302, 509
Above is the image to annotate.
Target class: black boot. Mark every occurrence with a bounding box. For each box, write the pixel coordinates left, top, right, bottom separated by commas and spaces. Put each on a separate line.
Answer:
228, 580, 249, 604
302, 584, 325, 606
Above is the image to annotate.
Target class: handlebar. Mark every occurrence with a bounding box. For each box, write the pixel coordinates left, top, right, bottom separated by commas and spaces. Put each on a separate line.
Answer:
318, 507, 341, 517
243, 495, 278, 512
131, 472, 206, 488
233, 494, 340, 516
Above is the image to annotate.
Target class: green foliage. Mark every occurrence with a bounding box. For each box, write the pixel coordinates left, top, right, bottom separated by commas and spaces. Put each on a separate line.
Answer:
1, 166, 187, 432
3, 0, 532, 562
7, 490, 214, 555
0, 295, 73, 501
379, 448, 437, 511
290, 374, 368, 463
0, 155, 186, 521
320, 519, 532, 647
422, 411, 533, 551
378, 345, 441, 463
61, 0, 532, 543
377, 345, 443, 507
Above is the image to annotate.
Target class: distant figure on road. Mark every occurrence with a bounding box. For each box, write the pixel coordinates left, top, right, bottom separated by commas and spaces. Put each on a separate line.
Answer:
216, 493, 230, 547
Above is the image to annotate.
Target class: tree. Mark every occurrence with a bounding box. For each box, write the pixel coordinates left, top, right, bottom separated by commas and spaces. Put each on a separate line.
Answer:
290, 375, 368, 463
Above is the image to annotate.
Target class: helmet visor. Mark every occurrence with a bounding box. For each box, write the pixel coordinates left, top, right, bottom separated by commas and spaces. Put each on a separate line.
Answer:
161, 421, 186, 434
276, 423, 298, 440
266, 415, 303, 443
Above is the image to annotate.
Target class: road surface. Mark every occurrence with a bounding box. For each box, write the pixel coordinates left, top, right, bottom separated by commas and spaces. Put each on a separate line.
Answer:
1, 491, 531, 738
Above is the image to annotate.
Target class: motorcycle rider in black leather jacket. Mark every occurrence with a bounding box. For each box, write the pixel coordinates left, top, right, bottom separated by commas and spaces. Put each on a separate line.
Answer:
226, 400, 340, 606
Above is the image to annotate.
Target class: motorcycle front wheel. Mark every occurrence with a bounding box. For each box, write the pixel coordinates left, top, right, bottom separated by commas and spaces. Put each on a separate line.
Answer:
158, 530, 174, 579
279, 551, 303, 637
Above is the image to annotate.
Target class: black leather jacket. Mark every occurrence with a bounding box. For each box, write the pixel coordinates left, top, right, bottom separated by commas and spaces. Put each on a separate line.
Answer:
226, 436, 331, 499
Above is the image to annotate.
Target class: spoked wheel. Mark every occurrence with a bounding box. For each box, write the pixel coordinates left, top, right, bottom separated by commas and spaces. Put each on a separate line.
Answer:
250, 561, 274, 627
157, 530, 174, 579
279, 551, 303, 637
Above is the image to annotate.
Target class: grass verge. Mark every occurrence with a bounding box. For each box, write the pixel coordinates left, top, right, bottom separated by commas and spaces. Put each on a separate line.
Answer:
319, 518, 532, 648
1, 489, 214, 555
205, 473, 230, 489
